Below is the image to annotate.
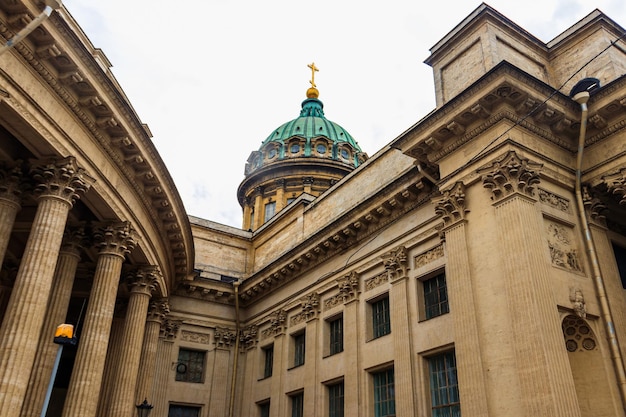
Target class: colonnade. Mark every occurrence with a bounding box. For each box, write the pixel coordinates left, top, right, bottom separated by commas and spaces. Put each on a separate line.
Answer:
0, 158, 175, 417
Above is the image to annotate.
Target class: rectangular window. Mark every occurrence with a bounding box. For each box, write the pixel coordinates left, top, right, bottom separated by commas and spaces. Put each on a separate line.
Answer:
293, 332, 306, 367
372, 296, 391, 339
329, 317, 344, 355
258, 401, 270, 417
424, 273, 449, 319
264, 201, 276, 222
428, 351, 461, 417
373, 368, 395, 417
328, 382, 344, 417
175, 349, 205, 383
263, 345, 274, 378
291, 392, 304, 417
168, 405, 201, 417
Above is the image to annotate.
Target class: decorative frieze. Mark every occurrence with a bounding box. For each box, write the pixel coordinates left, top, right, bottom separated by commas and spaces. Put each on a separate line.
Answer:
364, 272, 388, 291
180, 330, 211, 345
213, 327, 236, 348
261, 309, 287, 340
433, 182, 468, 225
545, 221, 582, 272
480, 150, 542, 201
414, 245, 444, 269
538, 188, 570, 212
291, 292, 320, 325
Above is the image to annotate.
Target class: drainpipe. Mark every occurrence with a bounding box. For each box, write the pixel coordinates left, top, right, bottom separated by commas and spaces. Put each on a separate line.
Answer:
0, 0, 63, 56
228, 280, 241, 417
572, 88, 626, 409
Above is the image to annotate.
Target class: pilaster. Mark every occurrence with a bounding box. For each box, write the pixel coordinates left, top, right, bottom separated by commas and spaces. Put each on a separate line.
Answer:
433, 182, 490, 416
0, 157, 92, 417
135, 299, 169, 404
479, 150, 580, 417
108, 266, 159, 417
275, 179, 286, 211
62, 221, 136, 417
253, 186, 264, 230
152, 320, 180, 417
301, 292, 320, 416
338, 272, 360, 415
210, 327, 236, 417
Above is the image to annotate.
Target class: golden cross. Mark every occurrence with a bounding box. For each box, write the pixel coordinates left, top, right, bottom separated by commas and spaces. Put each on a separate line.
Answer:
307, 62, 319, 88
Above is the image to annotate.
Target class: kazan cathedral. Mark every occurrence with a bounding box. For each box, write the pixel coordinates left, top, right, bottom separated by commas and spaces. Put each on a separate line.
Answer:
1, 2, 626, 417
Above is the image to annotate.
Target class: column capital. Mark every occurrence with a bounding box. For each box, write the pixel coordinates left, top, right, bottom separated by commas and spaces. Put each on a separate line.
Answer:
582, 186, 607, 227
337, 271, 360, 303
93, 221, 136, 258
30, 157, 94, 206
240, 325, 258, 350
433, 182, 468, 226
603, 167, 626, 205
147, 299, 170, 323
290, 292, 320, 325
161, 319, 181, 341
214, 327, 236, 350
0, 161, 24, 207
60, 225, 88, 258
479, 150, 542, 202
261, 309, 287, 339
382, 245, 408, 281
126, 266, 159, 297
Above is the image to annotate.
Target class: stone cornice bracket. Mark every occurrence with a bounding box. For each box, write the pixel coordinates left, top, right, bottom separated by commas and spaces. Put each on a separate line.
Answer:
30, 156, 94, 206
147, 299, 170, 323
582, 185, 607, 227
479, 150, 542, 202
240, 325, 258, 350
0, 161, 24, 206
433, 182, 469, 226
603, 168, 626, 205
338, 271, 360, 303
92, 221, 137, 258
382, 246, 408, 281
126, 265, 160, 296
214, 327, 237, 349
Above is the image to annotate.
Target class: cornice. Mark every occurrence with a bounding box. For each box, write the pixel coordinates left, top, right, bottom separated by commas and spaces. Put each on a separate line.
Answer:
0, 2, 193, 286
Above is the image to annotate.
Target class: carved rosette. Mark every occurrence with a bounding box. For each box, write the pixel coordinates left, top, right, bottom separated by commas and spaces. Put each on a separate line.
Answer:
0, 161, 23, 206
261, 309, 287, 339
382, 246, 408, 281
126, 266, 160, 296
479, 151, 542, 201
30, 157, 94, 206
214, 327, 237, 349
93, 221, 137, 258
240, 325, 258, 350
603, 168, 626, 205
433, 182, 469, 226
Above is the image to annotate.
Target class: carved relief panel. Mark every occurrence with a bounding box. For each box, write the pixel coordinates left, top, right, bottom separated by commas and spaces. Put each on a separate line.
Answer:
545, 220, 583, 272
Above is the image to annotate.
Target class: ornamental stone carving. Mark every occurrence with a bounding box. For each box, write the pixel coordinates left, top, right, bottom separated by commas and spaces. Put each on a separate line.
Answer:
382, 246, 408, 281
602, 168, 626, 205
181, 330, 211, 345
93, 221, 137, 258
582, 186, 607, 226
161, 320, 181, 341
479, 151, 542, 201
147, 299, 170, 322
365, 272, 388, 291
569, 288, 587, 319
30, 157, 94, 206
127, 266, 160, 296
60, 225, 87, 257
325, 272, 360, 309
433, 182, 468, 225
261, 309, 287, 339
240, 325, 258, 350
546, 221, 582, 272
214, 327, 237, 348
291, 292, 320, 325
538, 188, 570, 212
0, 161, 23, 206
414, 245, 444, 269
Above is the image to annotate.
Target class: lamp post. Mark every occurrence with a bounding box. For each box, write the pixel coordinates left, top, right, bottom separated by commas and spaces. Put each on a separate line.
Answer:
135, 399, 153, 417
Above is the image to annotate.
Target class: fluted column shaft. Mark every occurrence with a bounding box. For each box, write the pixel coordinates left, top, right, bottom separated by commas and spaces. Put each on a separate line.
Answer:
152, 321, 179, 417
96, 316, 125, 417
343, 298, 359, 414
20, 231, 83, 417
0, 163, 23, 269
108, 268, 157, 417
0, 158, 91, 417
135, 300, 168, 404
303, 317, 319, 416
62, 222, 135, 417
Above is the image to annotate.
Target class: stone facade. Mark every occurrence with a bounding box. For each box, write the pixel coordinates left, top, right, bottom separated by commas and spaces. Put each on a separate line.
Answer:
1, 3, 626, 417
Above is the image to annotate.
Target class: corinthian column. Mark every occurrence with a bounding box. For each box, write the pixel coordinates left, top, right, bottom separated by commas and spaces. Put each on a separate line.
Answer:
0, 162, 23, 269
21, 227, 86, 417
108, 267, 159, 417
62, 222, 136, 417
135, 299, 169, 405
0, 157, 92, 417
479, 150, 580, 417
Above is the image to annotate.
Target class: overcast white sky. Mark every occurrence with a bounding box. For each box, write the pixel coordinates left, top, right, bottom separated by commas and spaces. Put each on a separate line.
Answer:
62, 0, 626, 228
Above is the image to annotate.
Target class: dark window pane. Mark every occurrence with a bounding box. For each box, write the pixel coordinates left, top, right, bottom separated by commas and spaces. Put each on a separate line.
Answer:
424, 273, 449, 319
373, 368, 395, 417
263, 345, 274, 378
330, 317, 343, 355
429, 351, 461, 417
372, 297, 391, 338
328, 382, 344, 417
291, 393, 303, 417
168, 405, 200, 417
294, 333, 305, 367
175, 349, 205, 383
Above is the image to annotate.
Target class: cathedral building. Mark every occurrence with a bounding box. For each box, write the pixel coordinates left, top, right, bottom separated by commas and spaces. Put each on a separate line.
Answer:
1, 2, 626, 417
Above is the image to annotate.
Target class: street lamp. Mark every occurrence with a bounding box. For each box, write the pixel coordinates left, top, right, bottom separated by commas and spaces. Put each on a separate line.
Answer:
135, 399, 153, 417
